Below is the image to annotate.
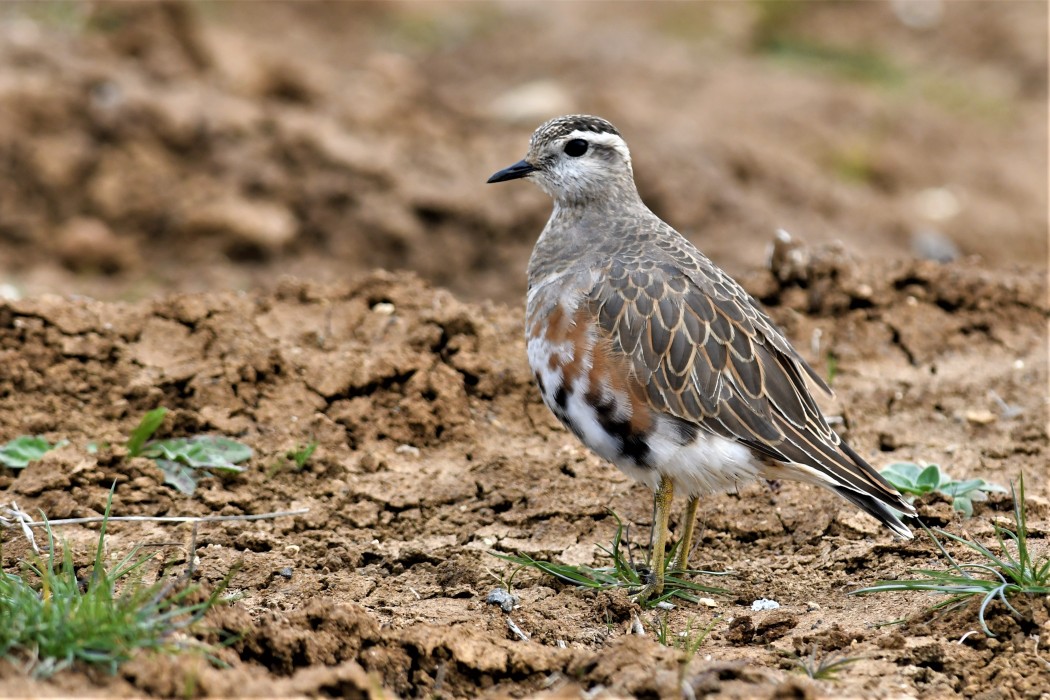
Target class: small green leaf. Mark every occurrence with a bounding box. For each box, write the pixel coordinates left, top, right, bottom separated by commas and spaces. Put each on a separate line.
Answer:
881, 463, 924, 495
154, 459, 199, 495
941, 479, 986, 497
916, 464, 944, 490
142, 436, 253, 494
952, 497, 975, 518
0, 436, 67, 469
882, 462, 920, 483
127, 408, 168, 456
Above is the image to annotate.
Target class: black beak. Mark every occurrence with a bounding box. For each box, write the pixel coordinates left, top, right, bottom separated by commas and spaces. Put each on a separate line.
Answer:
487, 159, 536, 184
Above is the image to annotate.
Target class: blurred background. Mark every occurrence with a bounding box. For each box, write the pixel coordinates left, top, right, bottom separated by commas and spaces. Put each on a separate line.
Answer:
0, 0, 1045, 305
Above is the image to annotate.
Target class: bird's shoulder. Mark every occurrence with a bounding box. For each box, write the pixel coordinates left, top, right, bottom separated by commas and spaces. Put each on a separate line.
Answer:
595, 219, 791, 351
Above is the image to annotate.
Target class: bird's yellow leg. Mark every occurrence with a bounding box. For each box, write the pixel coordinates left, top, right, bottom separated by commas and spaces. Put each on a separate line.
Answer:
668, 496, 700, 574
634, 474, 674, 603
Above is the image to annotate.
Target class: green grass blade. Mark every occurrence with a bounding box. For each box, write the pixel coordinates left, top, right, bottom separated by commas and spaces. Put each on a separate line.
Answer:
919, 521, 968, 578
127, 408, 168, 456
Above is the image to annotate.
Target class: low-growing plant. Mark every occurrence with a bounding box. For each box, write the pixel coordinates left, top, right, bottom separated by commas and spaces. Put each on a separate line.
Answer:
487, 563, 524, 597
492, 512, 730, 609
652, 613, 720, 691
127, 408, 253, 494
0, 436, 68, 469
854, 475, 1048, 636
1, 409, 252, 494
881, 462, 1006, 517
266, 441, 319, 479
0, 491, 236, 677
288, 441, 318, 471
781, 644, 862, 680
650, 613, 719, 653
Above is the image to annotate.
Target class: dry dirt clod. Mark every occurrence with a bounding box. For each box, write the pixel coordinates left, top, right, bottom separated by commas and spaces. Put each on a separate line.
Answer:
54, 217, 137, 274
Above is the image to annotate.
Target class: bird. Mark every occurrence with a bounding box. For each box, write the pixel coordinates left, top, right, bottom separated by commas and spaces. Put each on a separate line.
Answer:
486, 114, 917, 602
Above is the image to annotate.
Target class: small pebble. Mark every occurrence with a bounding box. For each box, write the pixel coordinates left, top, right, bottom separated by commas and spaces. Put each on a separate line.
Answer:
806, 601, 821, 612
751, 598, 780, 611
965, 410, 997, 426
278, 567, 293, 579
485, 588, 519, 613
911, 228, 960, 262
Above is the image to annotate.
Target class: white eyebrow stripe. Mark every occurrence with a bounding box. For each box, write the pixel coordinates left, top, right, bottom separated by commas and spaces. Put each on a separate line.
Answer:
565, 129, 632, 165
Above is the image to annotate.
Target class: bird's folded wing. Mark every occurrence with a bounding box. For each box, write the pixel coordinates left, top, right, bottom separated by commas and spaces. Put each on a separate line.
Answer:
586, 255, 912, 511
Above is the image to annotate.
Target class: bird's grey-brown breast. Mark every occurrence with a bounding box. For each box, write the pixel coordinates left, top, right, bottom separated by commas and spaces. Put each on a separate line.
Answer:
529, 204, 659, 284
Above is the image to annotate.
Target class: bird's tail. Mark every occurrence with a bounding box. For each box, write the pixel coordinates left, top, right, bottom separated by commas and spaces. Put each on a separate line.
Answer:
760, 439, 918, 539
833, 441, 917, 539
828, 482, 915, 539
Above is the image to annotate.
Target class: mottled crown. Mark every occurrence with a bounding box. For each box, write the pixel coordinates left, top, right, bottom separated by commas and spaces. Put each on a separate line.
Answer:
530, 115, 621, 148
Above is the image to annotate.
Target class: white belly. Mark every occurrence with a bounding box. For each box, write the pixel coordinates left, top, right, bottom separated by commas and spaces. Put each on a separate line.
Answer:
620, 421, 762, 497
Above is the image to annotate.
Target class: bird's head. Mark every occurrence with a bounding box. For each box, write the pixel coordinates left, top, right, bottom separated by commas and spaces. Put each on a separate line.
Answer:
487, 114, 636, 206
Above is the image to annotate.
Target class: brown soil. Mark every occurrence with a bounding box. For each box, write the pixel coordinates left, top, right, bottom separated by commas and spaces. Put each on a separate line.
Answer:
1, 3, 1048, 699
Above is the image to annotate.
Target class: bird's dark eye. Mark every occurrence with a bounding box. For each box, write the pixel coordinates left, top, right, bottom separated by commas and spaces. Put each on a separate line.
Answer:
564, 139, 588, 157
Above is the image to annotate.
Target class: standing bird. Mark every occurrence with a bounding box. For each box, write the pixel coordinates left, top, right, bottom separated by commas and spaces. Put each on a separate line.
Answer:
487, 115, 915, 602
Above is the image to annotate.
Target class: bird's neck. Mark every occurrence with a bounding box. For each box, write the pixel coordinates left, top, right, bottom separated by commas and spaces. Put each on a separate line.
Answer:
551, 174, 642, 212
550, 174, 649, 227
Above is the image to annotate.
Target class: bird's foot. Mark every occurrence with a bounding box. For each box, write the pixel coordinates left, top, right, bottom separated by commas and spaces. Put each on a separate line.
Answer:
630, 569, 665, 604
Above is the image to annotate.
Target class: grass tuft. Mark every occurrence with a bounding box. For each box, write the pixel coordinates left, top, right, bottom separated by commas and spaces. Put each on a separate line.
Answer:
854, 475, 1048, 636
492, 511, 730, 609
650, 613, 719, 654
652, 613, 720, 689
781, 644, 862, 680
0, 489, 236, 677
